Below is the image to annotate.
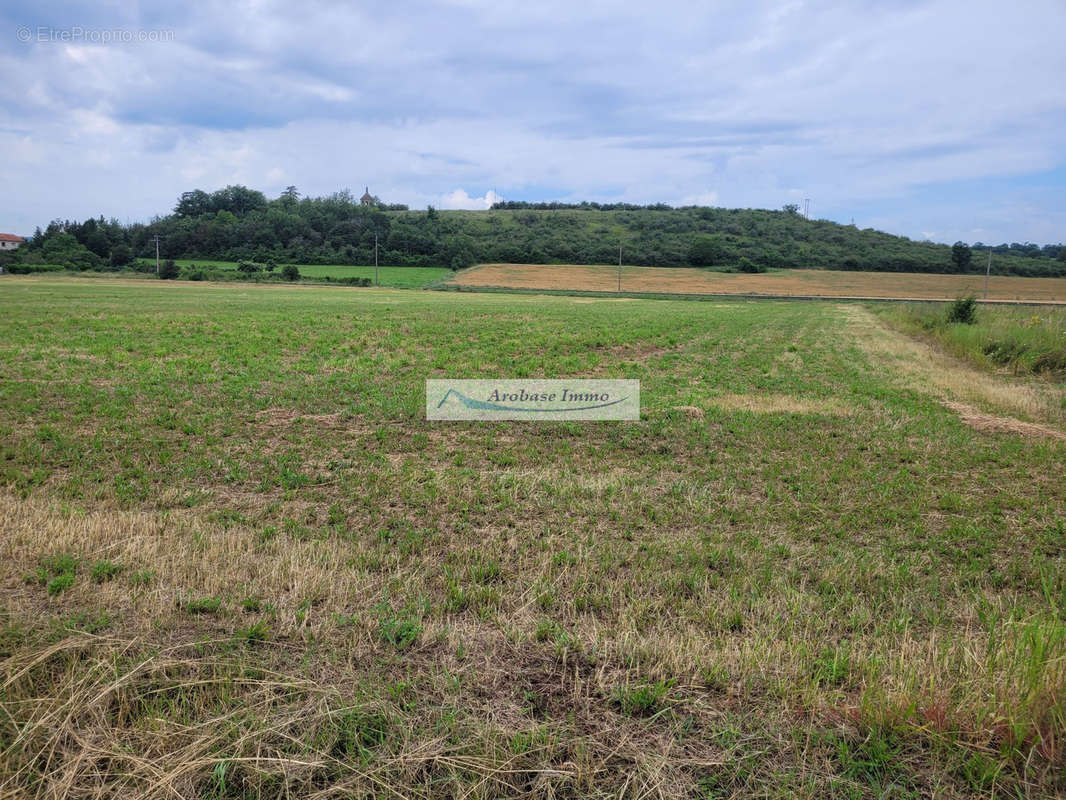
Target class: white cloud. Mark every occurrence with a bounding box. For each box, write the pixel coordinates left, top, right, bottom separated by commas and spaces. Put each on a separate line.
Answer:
439, 188, 503, 210
0, 0, 1063, 242
681, 191, 719, 207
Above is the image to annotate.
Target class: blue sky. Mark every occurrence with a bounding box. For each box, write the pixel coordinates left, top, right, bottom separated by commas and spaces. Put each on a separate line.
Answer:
1, 0, 1064, 244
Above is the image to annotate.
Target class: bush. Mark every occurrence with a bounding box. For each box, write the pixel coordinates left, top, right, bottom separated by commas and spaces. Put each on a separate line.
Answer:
237, 260, 263, 273
187, 269, 206, 281
281, 264, 300, 281
5, 263, 65, 274
946, 296, 978, 325
158, 259, 180, 280
736, 257, 764, 274
109, 244, 133, 269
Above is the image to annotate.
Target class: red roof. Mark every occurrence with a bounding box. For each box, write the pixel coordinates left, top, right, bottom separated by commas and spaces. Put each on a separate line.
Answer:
0, 233, 25, 243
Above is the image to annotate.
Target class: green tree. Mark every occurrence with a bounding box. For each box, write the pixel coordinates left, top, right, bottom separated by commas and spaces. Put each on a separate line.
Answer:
951, 242, 973, 271
41, 233, 100, 271
689, 234, 725, 267
281, 264, 300, 281
109, 244, 133, 269
174, 190, 213, 217
158, 259, 180, 279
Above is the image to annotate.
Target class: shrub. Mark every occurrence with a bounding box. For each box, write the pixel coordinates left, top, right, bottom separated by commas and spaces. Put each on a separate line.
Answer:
736, 257, 764, 273
946, 296, 977, 324
281, 264, 300, 281
158, 259, 180, 280
187, 269, 206, 281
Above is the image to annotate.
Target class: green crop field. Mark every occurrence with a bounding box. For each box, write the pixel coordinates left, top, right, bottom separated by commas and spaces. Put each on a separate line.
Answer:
1, 277, 1064, 798
172, 259, 451, 287
293, 264, 451, 285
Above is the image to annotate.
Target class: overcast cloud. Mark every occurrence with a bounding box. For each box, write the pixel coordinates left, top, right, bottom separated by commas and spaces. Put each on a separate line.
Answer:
1, 0, 1063, 243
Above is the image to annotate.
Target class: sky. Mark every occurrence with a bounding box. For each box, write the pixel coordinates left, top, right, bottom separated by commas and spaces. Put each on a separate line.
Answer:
1, 0, 1064, 244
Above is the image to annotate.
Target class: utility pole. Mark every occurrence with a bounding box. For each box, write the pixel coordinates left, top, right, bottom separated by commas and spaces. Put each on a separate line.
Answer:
374, 233, 379, 286
985, 247, 992, 299
803, 198, 811, 220
618, 242, 622, 293
152, 235, 160, 275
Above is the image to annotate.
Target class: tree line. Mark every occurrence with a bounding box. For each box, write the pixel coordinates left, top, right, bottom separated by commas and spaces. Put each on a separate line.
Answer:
3, 185, 1064, 277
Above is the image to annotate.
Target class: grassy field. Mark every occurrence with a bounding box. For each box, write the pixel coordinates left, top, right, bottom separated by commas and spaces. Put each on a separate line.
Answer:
174, 259, 451, 287
450, 264, 1066, 302
1, 277, 1065, 798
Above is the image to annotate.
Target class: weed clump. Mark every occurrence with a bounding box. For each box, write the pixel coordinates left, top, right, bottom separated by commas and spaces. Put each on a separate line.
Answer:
185, 596, 222, 615
25, 552, 79, 595
610, 679, 675, 716
90, 560, 123, 583
375, 604, 422, 650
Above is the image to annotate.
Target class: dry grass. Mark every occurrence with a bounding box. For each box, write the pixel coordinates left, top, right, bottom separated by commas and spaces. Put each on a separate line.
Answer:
451, 264, 1066, 303
943, 402, 1066, 443
708, 394, 856, 416
3, 481, 1064, 797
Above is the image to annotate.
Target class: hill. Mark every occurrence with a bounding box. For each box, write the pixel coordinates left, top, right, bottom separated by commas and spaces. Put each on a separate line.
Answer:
5, 186, 1064, 277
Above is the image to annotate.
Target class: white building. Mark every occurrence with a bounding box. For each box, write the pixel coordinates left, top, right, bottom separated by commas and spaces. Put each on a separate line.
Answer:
0, 233, 25, 250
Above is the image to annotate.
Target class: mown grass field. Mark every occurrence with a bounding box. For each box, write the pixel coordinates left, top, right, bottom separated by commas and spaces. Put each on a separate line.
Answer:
174, 259, 451, 287
1, 277, 1065, 798
450, 264, 1066, 303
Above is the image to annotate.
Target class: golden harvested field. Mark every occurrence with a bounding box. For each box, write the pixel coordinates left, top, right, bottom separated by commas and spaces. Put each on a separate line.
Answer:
450, 263, 1066, 302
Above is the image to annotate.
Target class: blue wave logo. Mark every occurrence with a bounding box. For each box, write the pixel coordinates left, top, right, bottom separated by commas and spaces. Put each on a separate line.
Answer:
436, 388, 628, 413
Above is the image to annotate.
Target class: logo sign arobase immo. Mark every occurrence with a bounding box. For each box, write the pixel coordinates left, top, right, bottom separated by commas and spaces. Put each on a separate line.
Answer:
426, 379, 640, 421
